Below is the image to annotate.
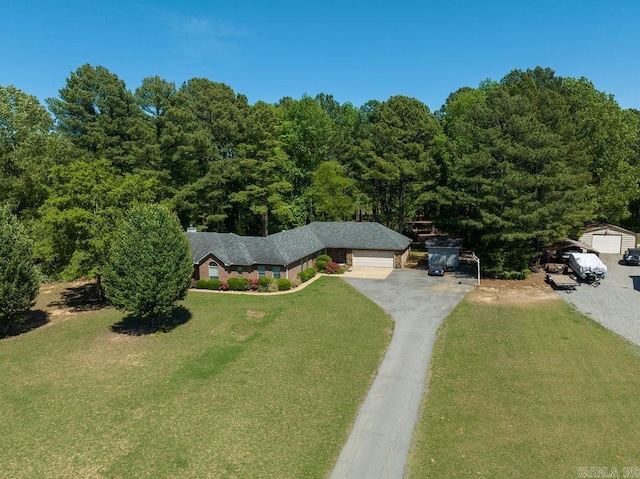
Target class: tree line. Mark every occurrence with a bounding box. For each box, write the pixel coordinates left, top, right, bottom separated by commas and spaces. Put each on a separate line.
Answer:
2, 64, 639, 282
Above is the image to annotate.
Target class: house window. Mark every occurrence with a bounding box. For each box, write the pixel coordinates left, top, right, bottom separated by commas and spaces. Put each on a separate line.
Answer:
273, 266, 281, 279
237, 266, 243, 275
209, 263, 219, 280
258, 265, 265, 278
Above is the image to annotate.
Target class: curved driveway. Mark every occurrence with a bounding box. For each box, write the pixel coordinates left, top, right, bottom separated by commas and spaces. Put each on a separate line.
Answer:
330, 268, 474, 479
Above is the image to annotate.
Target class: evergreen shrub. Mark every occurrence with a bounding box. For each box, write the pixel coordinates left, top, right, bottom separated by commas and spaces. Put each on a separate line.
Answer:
298, 268, 316, 283
195, 279, 222, 290
227, 277, 249, 291
315, 255, 332, 272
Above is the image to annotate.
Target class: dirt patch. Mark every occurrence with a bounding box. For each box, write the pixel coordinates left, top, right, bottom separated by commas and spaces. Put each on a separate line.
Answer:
467, 272, 560, 306
246, 310, 266, 319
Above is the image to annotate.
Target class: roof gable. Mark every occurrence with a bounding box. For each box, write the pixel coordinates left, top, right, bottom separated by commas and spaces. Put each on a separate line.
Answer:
583, 224, 637, 236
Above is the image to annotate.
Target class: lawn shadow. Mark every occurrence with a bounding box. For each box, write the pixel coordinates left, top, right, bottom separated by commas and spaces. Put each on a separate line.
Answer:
1, 310, 50, 339
631, 276, 640, 292
111, 306, 192, 336
47, 282, 106, 312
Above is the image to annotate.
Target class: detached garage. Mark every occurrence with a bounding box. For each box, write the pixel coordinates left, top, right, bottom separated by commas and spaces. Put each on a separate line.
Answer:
424, 237, 463, 270
578, 224, 637, 254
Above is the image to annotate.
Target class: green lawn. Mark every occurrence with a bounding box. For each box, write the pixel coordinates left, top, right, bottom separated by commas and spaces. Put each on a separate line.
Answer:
406, 296, 640, 478
0, 278, 392, 479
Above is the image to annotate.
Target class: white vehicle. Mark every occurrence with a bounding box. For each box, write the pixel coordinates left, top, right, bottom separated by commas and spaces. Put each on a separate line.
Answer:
568, 253, 607, 282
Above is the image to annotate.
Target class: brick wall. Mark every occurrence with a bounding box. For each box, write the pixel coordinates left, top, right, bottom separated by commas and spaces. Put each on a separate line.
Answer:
194, 253, 326, 283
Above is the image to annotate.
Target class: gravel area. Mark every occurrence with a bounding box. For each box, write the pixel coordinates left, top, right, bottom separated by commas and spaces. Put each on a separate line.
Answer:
558, 254, 640, 346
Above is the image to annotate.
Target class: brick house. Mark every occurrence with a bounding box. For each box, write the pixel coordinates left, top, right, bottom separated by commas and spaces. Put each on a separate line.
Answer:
187, 222, 412, 282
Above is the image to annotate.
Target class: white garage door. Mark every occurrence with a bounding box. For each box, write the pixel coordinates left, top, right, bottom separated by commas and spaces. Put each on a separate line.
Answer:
592, 234, 622, 254
352, 250, 395, 268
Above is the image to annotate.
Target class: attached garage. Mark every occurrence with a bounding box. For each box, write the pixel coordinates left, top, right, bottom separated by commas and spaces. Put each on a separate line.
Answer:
578, 224, 637, 255
352, 249, 395, 268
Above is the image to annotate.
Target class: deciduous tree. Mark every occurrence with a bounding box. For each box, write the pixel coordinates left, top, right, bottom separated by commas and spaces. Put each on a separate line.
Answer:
0, 86, 76, 220
311, 161, 355, 221
34, 159, 158, 284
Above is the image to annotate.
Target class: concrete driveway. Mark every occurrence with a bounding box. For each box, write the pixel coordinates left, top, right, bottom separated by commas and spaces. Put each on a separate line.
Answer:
330, 268, 474, 479
342, 266, 394, 279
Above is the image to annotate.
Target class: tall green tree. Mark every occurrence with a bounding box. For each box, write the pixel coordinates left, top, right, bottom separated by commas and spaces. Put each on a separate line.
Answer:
171, 159, 230, 232
47, 64, 146, 172
170, 79, 249, 230
34, 159, 158, 284
132, 76, 179, 195
0, 85, 77, 220
0, 205, 39, 328
310, 161, 355, 221
563, 77, 640, 224
229, 101, 294, 236
437, 68, 595, 275
625, 109, 640, 231
279, 95, 336, 223
103, 204, 192, 320
361, 95, 441, 232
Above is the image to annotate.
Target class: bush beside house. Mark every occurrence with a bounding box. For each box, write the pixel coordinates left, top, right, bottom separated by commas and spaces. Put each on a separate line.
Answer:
298, 268, 317, 283
324, 261, 344, 274
315, 254, 332, 272
194, 276, 295, 293
227, 277, 249, 291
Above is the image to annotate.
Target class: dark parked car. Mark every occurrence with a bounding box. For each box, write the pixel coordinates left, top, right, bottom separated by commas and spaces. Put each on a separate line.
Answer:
428, 262, 445, 276
621, 248, 640, 266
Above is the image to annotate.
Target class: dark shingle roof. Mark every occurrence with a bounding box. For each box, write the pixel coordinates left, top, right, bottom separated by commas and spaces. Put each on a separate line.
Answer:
187, 222, 412, 266
270, 225, 326, 264
307, 222, 411, 251
187, 232, 254, 265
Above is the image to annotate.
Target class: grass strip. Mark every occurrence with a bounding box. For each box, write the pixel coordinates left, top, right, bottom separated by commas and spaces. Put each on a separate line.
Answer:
407, 298, 640, 478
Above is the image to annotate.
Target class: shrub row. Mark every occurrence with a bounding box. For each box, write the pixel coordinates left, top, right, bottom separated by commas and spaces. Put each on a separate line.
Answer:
194, 277, 294, 292
227, 277, 249, 291
195, 279, 222, 290
298, 268, 317, 283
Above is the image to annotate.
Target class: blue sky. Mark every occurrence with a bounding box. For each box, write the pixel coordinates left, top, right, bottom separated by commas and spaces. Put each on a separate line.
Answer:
3, 0, 639, 111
